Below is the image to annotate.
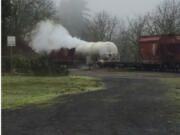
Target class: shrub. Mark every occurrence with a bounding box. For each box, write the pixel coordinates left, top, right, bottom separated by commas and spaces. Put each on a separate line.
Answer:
31, 54, 68, 75
13, 55, 31, 73
2, 54, 69, 75
2, 56, 11, 72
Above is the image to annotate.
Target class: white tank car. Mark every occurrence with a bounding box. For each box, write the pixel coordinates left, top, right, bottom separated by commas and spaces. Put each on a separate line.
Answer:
75, 42, 94, 57
75, 42, 119, 65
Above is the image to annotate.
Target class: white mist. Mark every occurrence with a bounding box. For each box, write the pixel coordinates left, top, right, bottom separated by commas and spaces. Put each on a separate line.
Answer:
29, 20, 86, 53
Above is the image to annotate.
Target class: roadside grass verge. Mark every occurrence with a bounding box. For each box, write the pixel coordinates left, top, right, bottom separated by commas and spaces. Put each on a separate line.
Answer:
161, 78, 180, 124
2, 75, 105, 110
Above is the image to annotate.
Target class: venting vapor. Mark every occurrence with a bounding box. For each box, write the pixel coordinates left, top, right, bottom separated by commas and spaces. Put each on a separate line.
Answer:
30, 20, 86, 53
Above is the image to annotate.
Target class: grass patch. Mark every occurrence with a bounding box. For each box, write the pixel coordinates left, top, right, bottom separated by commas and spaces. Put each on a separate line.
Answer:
161, 78, 180, 124
2, 75, 105, 110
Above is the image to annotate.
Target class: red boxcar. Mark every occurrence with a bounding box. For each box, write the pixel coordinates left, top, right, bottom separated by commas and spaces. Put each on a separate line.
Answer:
50, 48, 75, 65
139, 35, 180, 68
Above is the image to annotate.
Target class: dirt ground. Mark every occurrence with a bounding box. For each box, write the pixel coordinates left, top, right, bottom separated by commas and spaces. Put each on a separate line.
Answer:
2, 69, 180, 135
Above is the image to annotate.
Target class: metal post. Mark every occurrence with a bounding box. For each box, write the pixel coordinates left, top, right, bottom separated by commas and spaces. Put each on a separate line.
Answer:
10, 46, 13, 73
7, 36, 16, 73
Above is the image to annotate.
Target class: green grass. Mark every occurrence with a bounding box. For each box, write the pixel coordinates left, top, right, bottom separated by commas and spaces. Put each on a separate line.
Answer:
161, 78, 180, 124
2, 75, 105, 110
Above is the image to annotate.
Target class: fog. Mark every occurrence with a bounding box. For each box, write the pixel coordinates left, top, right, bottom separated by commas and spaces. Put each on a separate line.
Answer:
52, 0, 163, 18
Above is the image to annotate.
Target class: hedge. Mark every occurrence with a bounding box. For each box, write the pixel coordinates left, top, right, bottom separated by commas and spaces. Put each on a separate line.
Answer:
2, 54, 68, 75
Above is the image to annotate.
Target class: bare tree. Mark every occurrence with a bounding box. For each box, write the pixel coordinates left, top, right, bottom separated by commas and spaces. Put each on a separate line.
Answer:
2, 0, 12, 47
145, 0, 180, 35
1, 0, 55, 55
84, 11, 119, 41
6, 0, 55, 38
116, 16, 146, 62
112, 0, 180, 63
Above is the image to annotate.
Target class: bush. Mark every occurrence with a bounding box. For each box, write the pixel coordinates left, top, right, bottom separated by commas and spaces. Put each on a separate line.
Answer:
31, 54, 68, 75
2, 54, 69, 75
13, 55, 31, 73
2, 56, 11, 72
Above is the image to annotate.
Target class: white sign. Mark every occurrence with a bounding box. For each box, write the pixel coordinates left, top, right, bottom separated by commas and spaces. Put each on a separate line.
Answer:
7, 36, 16, 46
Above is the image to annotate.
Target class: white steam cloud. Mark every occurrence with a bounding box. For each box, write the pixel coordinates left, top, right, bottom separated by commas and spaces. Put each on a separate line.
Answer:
29, 20, 86, 53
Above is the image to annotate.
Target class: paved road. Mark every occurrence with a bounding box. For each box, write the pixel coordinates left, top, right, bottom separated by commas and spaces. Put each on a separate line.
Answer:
2, 70, 180, 135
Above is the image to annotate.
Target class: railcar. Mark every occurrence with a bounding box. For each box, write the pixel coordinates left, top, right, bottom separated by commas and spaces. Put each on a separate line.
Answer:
75, 42, 119, 66
50, 48, 75, 65
139, 35, 180, 70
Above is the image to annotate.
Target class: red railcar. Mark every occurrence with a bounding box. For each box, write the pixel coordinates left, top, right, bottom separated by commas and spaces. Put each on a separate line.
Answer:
139, 35, 180, 69
50, 48, 75, 65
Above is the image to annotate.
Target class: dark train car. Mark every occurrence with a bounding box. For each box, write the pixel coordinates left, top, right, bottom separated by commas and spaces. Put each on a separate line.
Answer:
50, 48, 75, 65
139, 35, 180, 69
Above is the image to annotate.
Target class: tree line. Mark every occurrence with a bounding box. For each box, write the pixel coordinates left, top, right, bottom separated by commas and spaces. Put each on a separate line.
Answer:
2, 0, 180, 62
84, 0, 180, 62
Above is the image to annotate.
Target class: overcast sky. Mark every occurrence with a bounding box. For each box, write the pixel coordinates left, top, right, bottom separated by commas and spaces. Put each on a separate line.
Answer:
87, 0, 163, 18
52, 0, 163, 18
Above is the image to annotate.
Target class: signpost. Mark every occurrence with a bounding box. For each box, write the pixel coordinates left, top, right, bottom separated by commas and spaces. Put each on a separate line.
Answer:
7, 36, 16, 73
